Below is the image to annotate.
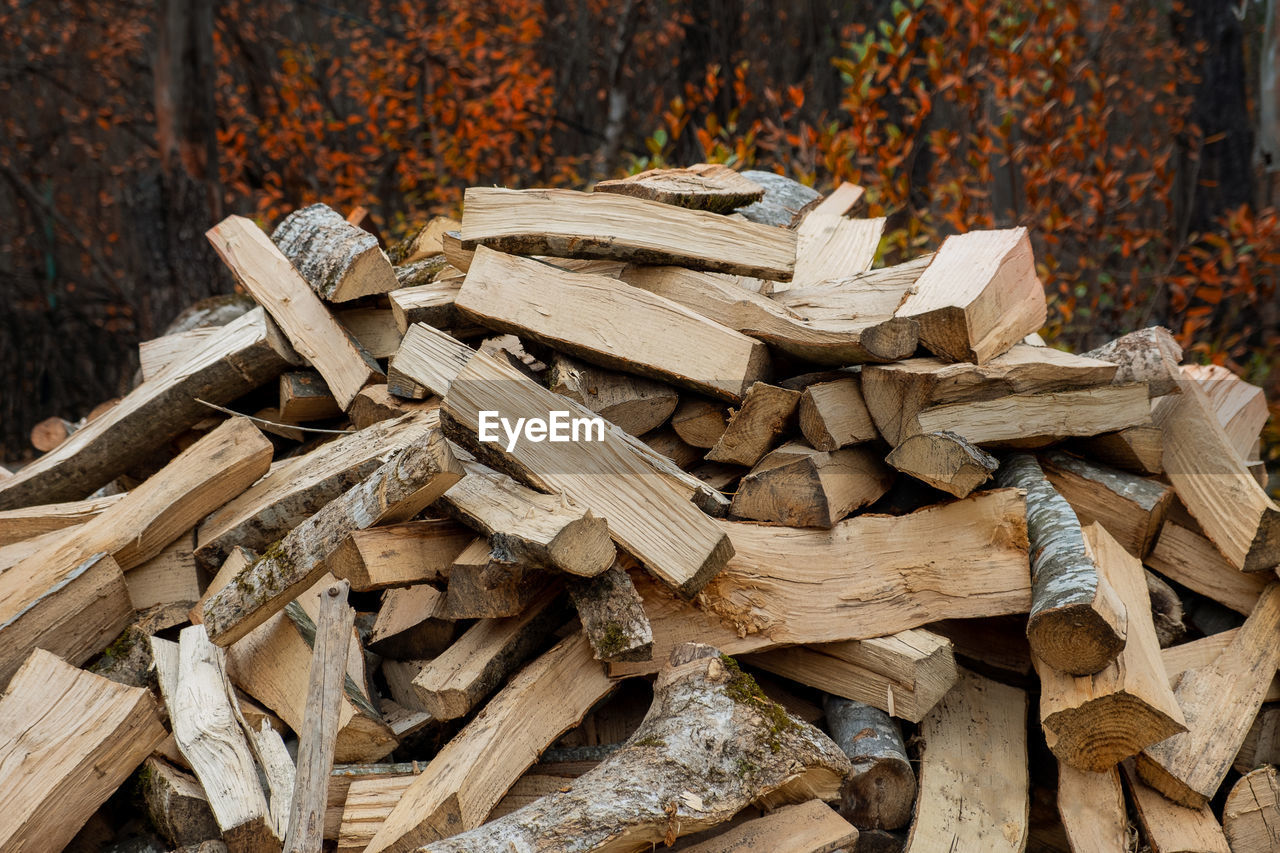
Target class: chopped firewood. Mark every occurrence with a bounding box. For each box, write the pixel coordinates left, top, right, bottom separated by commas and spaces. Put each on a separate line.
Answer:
442, 539, 552, 618
30, 414, 74, 451
1146, 569, 1188, 647
278, 371, 342, 422
0, 649, 165, 852
774, 255, 929, 322
387, 363, 431, 399
410, 585, 568, 719
903, 670, 1029, 852
1236, 705, 1280, 774
0, 308, 291, 509
396, 216, 463, 264
459, 187, 797, 280
208, 216, 383, 408
593, 163, 765, 212
271, 203, 398, 302
440, 347, 734, 596
417, 644, 849, 853
126, 528, 201, 611
152, 630, 281, 852
1056, 765, 1128, 852
440, 229, 473, 271
568, 561, 654, 662
798, 376, 878, 451
327, 518, 470, 591
735, 169, 821, 225
1146, 520, 1269, 615
1183, 363, 1269, 459
811, 181, 866, 216
0, 417, 272, 684
224, 580, 397, 764
201, 423, 462, 646
1121, 760, 1230, 853
790, 214, 884, 287
388, 280, 462, 332
1035, 523, 1185, 771
1137, 583, 1280, 807
620, 263, 919, 364
368, 584, 455, 659
139, 325, 221, 381
546, 352, 678, 435
143, 756, 222, 848
1162, 630, 1280, 703
0, 491, 124, 547
886, 430, 997, 498
680, 800, 859, 853
1083, 326, 1183, 396
671, 397, 731, 448
1073, 424, 1165, 474
1152, 380, 1280, 572
335, 305, 404, 358
348, 385, 439, 430
894, 228, 1047, 364
705, 381, 801, 466
191, 546, 256, 624
824, 696, 916, 830
363, 632, 616, 853
441, 459, 616, 577
731, 442, 894, 528
642, 425, 704, 467
325, 764, 423, 842
746, 629, 958, 724
861, 345, 1118, 445
457, 247, 770, 401
283, 580, 354, 853
997, 453, 1127, 675
1223, 766, 1280, 853
1040, 450, 1173, 558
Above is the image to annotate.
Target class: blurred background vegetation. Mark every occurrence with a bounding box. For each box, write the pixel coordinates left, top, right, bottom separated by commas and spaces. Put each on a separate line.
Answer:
1, 0, 1277, 462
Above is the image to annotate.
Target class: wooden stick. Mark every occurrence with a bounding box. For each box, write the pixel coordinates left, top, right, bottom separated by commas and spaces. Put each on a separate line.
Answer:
671, 397, 730, 448
272, 203, 398, 302
568, 561, 653, 662
886, 430, 997, 498
284, 581, 356, 853
824, 696, 916, 830
997, 453, 1127, 675
416, 645, 851, 853
1183, 363, 1269, 459
460, 186, 797, 279
1146, 520, 1269, 615
442, 539, 551, 618
1056, 764, 1128, 852
592, 163, 765, 212
207, 215, 383, 408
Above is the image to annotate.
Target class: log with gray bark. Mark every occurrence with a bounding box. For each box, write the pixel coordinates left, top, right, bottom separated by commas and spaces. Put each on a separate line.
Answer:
823, 696, 916, 831
567, 561, 654, 662
272, 203, 398, 303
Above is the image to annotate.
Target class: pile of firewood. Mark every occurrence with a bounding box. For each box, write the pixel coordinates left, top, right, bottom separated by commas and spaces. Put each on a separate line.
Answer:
1, 163, 1278, 853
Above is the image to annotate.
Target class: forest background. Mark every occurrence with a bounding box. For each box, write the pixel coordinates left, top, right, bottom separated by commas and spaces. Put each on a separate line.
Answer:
1, 0, 1277, 468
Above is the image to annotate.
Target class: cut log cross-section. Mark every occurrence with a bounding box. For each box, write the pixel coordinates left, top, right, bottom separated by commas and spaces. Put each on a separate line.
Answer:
997, 453, 1127, 675
705, 381, 801, 466
797, 377, 878, 451
886, 431, 997, 499
272, 203, 398, 302
730, 442, 894, 529
1223, 765, 1280, 852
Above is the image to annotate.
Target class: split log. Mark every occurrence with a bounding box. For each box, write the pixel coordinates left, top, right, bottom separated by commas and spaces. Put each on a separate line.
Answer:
335, 305, 404, 359
417, 644, 850, 853
442, 539, 552, 618
196, 415, 435, 568
824, 697, 916, 830
139, 326, 221, 381
1183, 363, 1269, 459
0, 491, 124, 547
201, 425, 463, 645
1236, 705, 1280, 774
459, 186, 797, 279
388, 281, 462, 332
1055, 765, 1128, 853
1162, 630, 1280, 702
326, 765, 423, 842
278, 371, 342, 422
792, 214, 884, 286
736, 169, 821, 225
387, 364, 431, 400
409, 585, 568, 719
620, 263, 919, 364
152, 630, 280, 852
642, 426, 704, 468
547, 353, 678, 435
1152, 380, 1280, 572
348, 385, 439, 430
1224, 766, 1280, 852
395, 215, 462, 263
746, 629, 958, 724
1147, 569, 1188, 647
0, 308, 291, 509
1137, 583, 1280, 808
208, 215, 383, 408
271, 203, 398, 302
441, 347, 733, 597
456, 246, 771, 401
996, 453, 1127, 675
903, 670, 1029, 852
192, 546, 256, 624
1035, 523, 1185, 771
441, 459, 616, 577
144, 756, 222, 848
1120, 760, 1230, 853
671, 397, 730, 448
1073, 425, 1165, 475
368, 584, 455, 659
568, 561, 654, 662
363, 632, 617, 853
1082, 326, 1183, 397
1040, 450, 1173, 558
283, 581, 355, 853
126, 528, 201, 611
1146, 521, 1269, 615
810, 181, 865, 216
798, 377, 878, 451
894, 227, 1046, 363
593, 163, 765, 212
861, 345, 1118, 446
679, 800, 859, 853
885, 431, 997, 498
0, 649, 166, 852
730, 443, 894, 528
326, 519, 469, 591
773, 256, 929, 323
705, 381, 800, 466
